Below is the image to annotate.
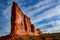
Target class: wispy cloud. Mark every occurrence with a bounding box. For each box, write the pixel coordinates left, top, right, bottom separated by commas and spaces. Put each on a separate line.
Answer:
31, 5, 60, 24
22, 0, 58, 17
39, 20, 60, 33
45, 20, 60, 33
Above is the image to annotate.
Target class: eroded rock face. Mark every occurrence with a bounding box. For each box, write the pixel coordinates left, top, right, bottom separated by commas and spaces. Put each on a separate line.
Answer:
11, 1, 27, 36
0, 2, 43, 40
11, 2, 42, 36
35, 28, 42, 36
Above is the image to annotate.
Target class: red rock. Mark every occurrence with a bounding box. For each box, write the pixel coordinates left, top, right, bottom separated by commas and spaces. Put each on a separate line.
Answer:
11, 1, 27, 36
35, 28, 42, 36
0, 2, 53, 40
11, 2, 42, 36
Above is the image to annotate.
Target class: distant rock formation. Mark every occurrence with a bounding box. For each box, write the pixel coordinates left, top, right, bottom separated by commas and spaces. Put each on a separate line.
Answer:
11, 2, 42, 36
0, 2, 42, 40
0, 2, 52, 40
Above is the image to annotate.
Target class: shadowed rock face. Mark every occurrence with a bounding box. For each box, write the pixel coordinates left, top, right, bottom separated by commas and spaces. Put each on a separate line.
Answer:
31, 24, 35, 32
0, 2, 43, 40
11, 1, 26, 35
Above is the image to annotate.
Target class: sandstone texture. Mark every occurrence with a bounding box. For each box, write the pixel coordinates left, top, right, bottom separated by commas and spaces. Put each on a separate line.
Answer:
0, 2, 52, 40
11, 2, 42, 36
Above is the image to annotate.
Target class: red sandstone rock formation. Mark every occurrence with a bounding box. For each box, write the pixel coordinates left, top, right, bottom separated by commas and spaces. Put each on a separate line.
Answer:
0, 2, 46, 40
11, 1, 27, 36
11, 2, 42, 36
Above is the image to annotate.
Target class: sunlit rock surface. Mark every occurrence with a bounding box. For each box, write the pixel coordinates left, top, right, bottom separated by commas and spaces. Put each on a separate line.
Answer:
0, 2, 52, 40
11, 2, 42, 36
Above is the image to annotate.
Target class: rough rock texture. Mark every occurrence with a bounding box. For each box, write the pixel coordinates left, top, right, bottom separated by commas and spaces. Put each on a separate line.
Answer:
35, 28, 42, 36
11, 2, 42, 36
0, 2, 52, 40
11, 1, 27, 36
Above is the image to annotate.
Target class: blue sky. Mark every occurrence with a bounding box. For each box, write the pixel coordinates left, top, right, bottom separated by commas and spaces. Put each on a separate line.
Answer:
0, 0, 60, 36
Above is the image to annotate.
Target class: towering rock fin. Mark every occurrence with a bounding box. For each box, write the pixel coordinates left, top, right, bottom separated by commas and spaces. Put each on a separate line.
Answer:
11, 2, 25, 35
11, 1, 42, 36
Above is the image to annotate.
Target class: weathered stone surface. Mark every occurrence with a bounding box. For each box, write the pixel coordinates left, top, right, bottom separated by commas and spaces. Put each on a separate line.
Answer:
31, 24, 35, 32
0, 2, 53, 40
11, 1, 27, 36
24, 15, 31, 33
35, 28, 42, 36
11, 2, 42, 36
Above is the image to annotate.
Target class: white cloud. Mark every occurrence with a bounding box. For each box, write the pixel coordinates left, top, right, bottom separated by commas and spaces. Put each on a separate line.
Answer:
41, 20, 60, 33
31, 5, 60, 24
37, 20, 55, 28
23, 0, 53, 11
25, 1, 56, 17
